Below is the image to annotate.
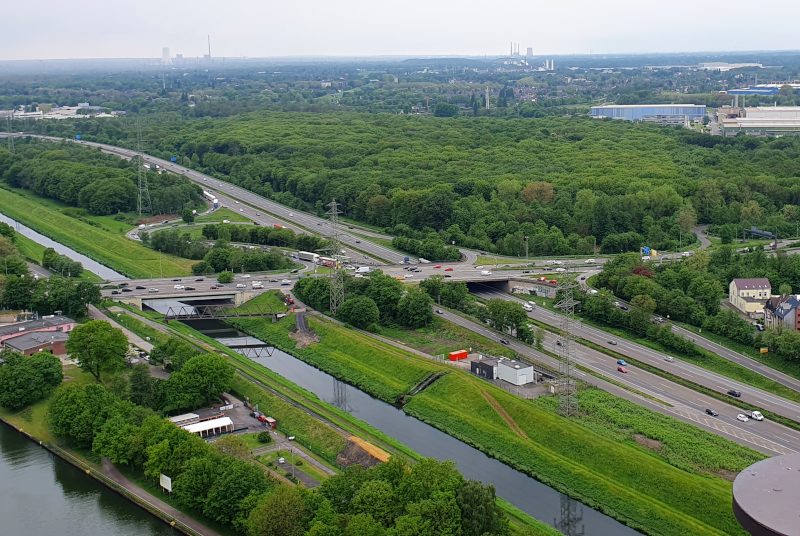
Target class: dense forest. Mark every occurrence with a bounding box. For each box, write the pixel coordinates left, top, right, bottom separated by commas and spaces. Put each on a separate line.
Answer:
29, 111, 800, 255
0, 139, 205, 216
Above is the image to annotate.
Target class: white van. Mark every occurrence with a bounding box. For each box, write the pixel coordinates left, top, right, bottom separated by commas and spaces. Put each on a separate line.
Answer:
139, 224, 146, 230
522, 304, 533, 312
481, 270, 492, 276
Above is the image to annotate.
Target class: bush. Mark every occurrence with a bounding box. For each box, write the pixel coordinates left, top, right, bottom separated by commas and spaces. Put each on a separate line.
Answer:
218, 271, 234, 283
295, 459, 303, 466
257, 431, 272, 444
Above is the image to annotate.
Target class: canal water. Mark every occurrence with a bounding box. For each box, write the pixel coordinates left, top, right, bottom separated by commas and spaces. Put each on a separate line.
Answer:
0, 421, 172, 535
187, 319, 639, 536
0, 212, 127, 280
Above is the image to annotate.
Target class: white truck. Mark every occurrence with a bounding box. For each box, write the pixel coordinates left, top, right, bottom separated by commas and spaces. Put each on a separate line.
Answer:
356, 266, 371, 274
418, 258, 431, 264
252, 282, 263, 289
481, 270, 492, 276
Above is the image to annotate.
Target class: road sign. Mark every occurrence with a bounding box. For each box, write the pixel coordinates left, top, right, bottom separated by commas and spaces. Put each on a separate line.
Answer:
643, 247, 650, 255
760, 347, 769, 354
160, 473, 172, 492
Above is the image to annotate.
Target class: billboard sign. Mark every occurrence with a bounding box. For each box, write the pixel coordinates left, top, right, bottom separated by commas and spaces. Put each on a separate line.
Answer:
160, 473, 172, 492
643, 247, 650, 255
651, 250, 658, 258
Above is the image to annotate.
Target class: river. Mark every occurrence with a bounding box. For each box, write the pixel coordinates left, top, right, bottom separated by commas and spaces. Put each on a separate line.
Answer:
0, 421, 172, 535
190, 319, 640, 536
0, 212, 127, 280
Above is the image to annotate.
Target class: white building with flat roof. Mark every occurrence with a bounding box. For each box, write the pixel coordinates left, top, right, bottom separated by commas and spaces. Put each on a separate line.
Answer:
182, 416, 234, 437
744, 106, 800, 119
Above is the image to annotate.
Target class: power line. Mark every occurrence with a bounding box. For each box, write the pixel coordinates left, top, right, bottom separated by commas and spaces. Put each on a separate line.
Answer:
135, 119, 152, 216
326, 199, 345, 315
6, 116, 14, 154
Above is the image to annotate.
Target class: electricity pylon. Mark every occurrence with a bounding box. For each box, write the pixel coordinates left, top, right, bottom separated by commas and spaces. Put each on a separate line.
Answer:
326, 199, 345, 315
553, 260, 580, 417
135, 120, 152, 216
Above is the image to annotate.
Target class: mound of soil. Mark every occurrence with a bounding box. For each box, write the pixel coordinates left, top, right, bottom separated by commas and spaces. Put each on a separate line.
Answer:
336, 438, 389, 469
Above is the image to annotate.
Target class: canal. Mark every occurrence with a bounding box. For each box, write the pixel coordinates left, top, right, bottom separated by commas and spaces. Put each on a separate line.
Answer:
0, 421, 172, 535
189, 319, 640, 536
0, 212, 127, 281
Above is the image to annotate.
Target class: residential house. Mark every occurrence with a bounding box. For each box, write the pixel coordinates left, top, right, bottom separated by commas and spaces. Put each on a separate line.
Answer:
729, 278, 772, 318
0, 316, 76, 347
765, 295, 800, 331
4, 332, 69, 356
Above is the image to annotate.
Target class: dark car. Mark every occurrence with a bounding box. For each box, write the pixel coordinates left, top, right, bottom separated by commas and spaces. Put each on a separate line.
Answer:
172, 224, 179, 227
172, 278, 181, 282
195, 278, 204, 282
444, 274, 452, 278
210, 286, 218, 289
619, 305, 629, 311
119, 282, 129, 287
290, 269, 299, 273
253, 222, 260, 226
121, 288, 133, 293
580, 276, 586, 280
523, 270, 531, 274
135, 285, 146, 289
727, 390, 742, 398
705, 409, 718, 417
270, 279, 278, 282
500, 338, 510, 345
111, 290, 119, 295
184, 286, 196, 291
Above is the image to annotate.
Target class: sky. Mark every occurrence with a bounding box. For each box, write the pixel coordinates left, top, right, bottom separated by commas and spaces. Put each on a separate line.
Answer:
3, 0, 798, 61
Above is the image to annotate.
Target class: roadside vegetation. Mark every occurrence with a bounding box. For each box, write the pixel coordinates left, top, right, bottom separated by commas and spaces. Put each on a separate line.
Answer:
195, 207, 252, 223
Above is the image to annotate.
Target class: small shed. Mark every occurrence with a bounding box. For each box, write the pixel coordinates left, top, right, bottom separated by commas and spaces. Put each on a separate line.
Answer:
264, 417, 277, 429
498, 360, 537, 386
182, 416, 234, 437
471, 357, 499, 380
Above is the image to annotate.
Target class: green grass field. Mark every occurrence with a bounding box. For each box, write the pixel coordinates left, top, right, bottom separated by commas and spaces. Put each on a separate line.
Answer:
228, 315, 439, 403
236, 290, 289, 313
13, 233, 103, 282
195, 208, 253, 223
0, 189, 195, 278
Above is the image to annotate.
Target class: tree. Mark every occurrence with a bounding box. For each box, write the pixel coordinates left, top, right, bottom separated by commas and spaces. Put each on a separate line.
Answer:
174, 456, 220, 510
397, 287, 434, 328
0, 349, 64, 410
217, 270, 234, 283
629, 294, 657, 335
337, 296, 380, 329
248, 485, 306, 536
366, 273, 404, 323
520, 181, 555, 204
257, 431, 272, 444
182, 207, 195, 223
352, 480, 396, 526
166, 353, 233, 410
457, 480, 508, 536
65, 321, 128, 382
433, 103, 459, 117
675, 204, 697, 234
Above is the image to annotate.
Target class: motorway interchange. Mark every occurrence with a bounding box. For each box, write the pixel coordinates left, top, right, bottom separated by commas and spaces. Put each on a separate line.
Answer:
12, 133, 800, 456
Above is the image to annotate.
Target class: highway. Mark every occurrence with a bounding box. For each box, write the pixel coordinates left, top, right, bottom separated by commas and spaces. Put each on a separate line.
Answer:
470, 283, 800, 424
436, 306, 800, 455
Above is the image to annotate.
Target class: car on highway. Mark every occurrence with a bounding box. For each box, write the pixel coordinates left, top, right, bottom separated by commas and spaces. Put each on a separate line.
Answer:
434, 265, 441, 269
664, 355, 674, 362
172, 278, 182, 281
121, 288, 133, 293
475, 265, 483, 269
619, 305, 629, 311
616, 359, 627, 366
281, 279, 291, 285
240, 209, 244, 212
269, 279, 278, 282
235, 201, 239, 204
405, 274, 414, 278
445, 267, 454, 271
523, 270, 531, 274
236, 283, 246, 288
317, 222, 322, 226
580, 276, 586, 280
184, 286, 195, 291
174, 285, 184, 289
148, 288, 159, 293
356, 240, 361, 243
617, 366, 628, 373
290, 269, 299, 273
606, 340, 617, 345
136, 285, 146, 290
737, 414, 749, 422
727, 390, 742, 398
111, 290, 119, 295
705, 409, 718, 417
436, 309, 443, 314
444, 274, 452, 278
172, 223, 179, 227
289, 212, 294, 216
745, 410, 764, 421
210, 286, 218, 289
348, 226, 354, 229
119, 282, 129, 287
500, 338, 510, 345
396, 276, 405, 280
223, 220, 231, 223
555, 268, 566, 273
195, 278, 204, 281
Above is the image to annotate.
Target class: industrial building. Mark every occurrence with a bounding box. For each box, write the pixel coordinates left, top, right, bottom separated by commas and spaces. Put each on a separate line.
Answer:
0, 315, 76, 348
470, 355, 541, 386
182, 416, 234, 438
720, 108, 800, 137
590, 104, 706, 125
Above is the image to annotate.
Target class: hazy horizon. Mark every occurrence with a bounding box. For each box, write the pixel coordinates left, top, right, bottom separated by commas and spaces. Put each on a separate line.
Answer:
3, 0, 798, 61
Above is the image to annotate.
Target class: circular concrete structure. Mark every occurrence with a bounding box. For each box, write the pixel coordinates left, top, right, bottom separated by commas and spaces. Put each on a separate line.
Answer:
733, 452, 800, 536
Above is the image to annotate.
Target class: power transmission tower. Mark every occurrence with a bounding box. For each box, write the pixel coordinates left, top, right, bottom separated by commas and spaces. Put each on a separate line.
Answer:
554, 495, 585, 536
135, 120, 152, 216
553, 260, 580, 418
326, 199, 345, 315
333, 379, 348, 410
6, 116, 14, 154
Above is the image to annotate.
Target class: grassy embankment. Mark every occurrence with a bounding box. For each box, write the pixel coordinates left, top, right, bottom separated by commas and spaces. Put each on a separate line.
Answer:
0, 188, 194, 278
231, 313, 761, 536
231, 289, 288, 314
12, 232, 103, 282
194, 207, 253, 223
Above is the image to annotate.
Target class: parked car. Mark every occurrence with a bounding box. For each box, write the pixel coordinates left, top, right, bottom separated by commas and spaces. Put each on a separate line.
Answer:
727, 390, 742, 398
619, 305, 629, 311
705, 409, 718, 417
500, 338, 510, 345
617, 366, 628, 373
617, 359, 627, 366
737, 414, 749, 422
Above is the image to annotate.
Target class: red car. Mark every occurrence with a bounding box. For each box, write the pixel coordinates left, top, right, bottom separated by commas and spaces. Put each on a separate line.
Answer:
210, 286, 218, 289
445, 267, 454, 271
434, 265, 442, 269
617, 366, 628, 373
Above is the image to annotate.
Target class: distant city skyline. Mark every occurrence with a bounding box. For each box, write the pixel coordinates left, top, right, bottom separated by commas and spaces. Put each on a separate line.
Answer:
2, 0, 798, 61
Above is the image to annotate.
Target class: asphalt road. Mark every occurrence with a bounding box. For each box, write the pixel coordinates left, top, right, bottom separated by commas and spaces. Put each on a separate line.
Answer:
471, 283, 800, 425
436, 306, 800, 455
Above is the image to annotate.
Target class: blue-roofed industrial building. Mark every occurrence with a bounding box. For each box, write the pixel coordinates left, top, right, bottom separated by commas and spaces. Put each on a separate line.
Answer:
590, 104, 707, 125
728, 87, 780, 96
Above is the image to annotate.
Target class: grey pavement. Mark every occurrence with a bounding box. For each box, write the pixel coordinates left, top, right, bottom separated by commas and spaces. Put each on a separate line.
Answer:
26, 262, 51, 279
88, 304, 154, 352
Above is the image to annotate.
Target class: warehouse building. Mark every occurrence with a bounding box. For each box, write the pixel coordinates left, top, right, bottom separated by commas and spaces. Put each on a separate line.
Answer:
182, 416, 234, 438
720, 118, 800, 137
590, 104, 706, 125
